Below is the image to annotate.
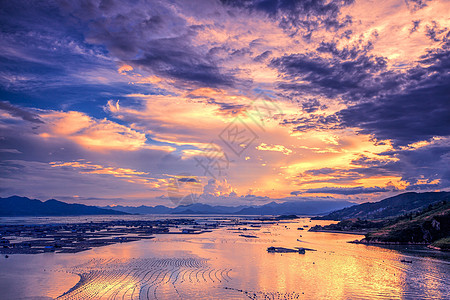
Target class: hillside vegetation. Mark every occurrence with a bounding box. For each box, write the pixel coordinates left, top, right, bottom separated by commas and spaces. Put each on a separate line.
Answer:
362, 201, 449, 246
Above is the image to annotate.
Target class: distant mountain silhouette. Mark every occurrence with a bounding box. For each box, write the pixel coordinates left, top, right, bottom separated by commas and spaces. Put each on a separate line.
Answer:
172, 203, 251, 214
315, 192, 450, 220
234, 201, 352, 215
0, 196, 129, 216
105, 200, 353, 215
105, 205, 173, 214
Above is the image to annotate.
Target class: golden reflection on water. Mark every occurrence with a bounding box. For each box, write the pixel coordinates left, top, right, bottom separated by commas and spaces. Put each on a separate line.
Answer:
0, 218, 448, 299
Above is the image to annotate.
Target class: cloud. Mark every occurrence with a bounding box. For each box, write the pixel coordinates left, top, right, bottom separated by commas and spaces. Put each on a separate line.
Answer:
0, 1, 118, 94
282, 113, 340, 132
221, 0, 354, 38
0, 149, 21, 154
178, 177, 199, 183
405, 0, 432, 11
0, 101, 43, 123
186, 88, 249, 116
410, 20, 421, 34
337, 40, 450, 146
0, 159, 165, 203
49, 161, 149, 178
202, 178, 234, 197
301, 98, 326, 113
346, 140, 450, 190
1, 0, 449, 206
338, 82, 450, 146
41, 110, 149, 151
293, 186, 390, 195
275, 31, 450, 146
256, 143, 292, 155
271, 49, 392, 102
59, 0, 235, 88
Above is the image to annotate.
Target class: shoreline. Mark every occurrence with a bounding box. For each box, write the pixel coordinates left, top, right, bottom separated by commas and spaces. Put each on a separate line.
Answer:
348, 239, 449, 251
308, 229, 367, 235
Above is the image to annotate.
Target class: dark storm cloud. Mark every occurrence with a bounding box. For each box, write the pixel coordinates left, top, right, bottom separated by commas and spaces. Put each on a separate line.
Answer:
338, 81, 450, 145
271, 49, 395, 101
221, 0, 354, 38
0, 0, 235, 93
275, 29, 450, 147
0, 101, 43, 123
58, 0, 234, 87
291, 186, 389, 195
337, 39, 450, 146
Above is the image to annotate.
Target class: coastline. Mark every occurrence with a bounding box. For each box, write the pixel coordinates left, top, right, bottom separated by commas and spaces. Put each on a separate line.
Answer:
348, 239, 449, 251
308, 229, 368, 235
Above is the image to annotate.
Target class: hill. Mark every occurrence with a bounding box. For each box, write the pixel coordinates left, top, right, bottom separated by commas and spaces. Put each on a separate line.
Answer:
310, 200, 450, 250
0, 196, 129, 216
359, 201, 449, 248
314, 192, 450, 220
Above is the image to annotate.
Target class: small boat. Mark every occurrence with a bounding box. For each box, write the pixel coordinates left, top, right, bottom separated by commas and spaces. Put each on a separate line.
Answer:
400, 259, 412, 263
297, 227, 304, 230
267, 246, 305, 254
239, 234, 258, 238
296, 247, 317, 252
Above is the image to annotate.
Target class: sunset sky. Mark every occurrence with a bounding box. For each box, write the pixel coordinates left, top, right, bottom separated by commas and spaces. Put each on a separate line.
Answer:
0, 0, 449, 206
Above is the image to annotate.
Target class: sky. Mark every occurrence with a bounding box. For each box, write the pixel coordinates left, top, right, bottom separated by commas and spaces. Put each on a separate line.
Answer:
0, 0, 449, 207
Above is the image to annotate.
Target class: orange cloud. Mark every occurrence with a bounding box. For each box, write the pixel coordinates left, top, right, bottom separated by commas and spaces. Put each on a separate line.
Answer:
40, 110, 175, 152
49, 160, 168, 189
118, 64, 133, 74
256, 143, 292, 155
50, 161, 148, 177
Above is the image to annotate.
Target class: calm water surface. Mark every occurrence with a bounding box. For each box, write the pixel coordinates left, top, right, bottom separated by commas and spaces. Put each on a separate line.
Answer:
0, 217, 448, 299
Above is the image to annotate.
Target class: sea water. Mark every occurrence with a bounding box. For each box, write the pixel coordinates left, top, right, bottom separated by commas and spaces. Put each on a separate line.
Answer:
0, 217, 448, 299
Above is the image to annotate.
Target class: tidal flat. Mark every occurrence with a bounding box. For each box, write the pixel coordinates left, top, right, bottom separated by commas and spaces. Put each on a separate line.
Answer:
0, 216, 449, 299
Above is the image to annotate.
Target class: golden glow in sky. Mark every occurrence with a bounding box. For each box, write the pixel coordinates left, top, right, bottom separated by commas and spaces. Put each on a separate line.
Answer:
0, 0, 449, 206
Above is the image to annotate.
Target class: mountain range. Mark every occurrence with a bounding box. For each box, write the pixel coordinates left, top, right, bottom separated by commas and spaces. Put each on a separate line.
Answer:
3, 192, 448, 218
0, 196, 129, 216
103, 200, 354, 215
